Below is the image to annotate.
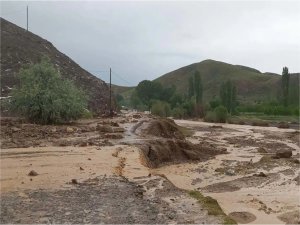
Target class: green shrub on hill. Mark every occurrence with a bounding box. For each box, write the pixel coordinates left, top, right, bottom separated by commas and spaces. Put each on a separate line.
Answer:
10, 58, 87, 124
204, 106, 228, 123
172, 106, 186, 119
214, 106, 228, 123
151, 100, 171, 117
204, 111, 216, 122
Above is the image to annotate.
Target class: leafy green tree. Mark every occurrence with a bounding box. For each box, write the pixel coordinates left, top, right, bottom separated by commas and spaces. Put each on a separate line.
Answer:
231, 85, 237, 114
151, 81, 164, 99
130, 90, 147, 110
172, 106, 185, 119
289, 74, 299, 106
220, 80, 237, 114
209, 97, 221, 110
214, 105, 228, 123
116, 94, 124, 103
182, 97, 196, 117
158, 85, 176, 103
136, 80, 163, 109
11, 58, 87, 124
204, 111, 216, 123
135, 80, 154, 107
151, 100, 171, 117
115, 93, 125, 109
281, 67, 290, 107
188, 76, 194, 98
194, 71, 203, 104
225, 80, 232, 112
130, 90, 140, 108
220, 82, 227, 108
170, 93, 183, 108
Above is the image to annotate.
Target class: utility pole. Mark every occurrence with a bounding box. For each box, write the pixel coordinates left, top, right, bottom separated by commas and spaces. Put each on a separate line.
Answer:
109, 67, 112, 116
26, 5, 28, 31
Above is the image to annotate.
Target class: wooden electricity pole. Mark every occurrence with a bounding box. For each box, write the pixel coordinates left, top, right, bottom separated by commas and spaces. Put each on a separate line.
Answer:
109, 67, 112, 116
26, 5, 28, 31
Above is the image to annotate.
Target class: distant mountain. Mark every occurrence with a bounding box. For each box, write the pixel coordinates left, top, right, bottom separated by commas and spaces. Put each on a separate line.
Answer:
154, 59, 282, 103
0, 18, 114, 114
116, 59, 299, 105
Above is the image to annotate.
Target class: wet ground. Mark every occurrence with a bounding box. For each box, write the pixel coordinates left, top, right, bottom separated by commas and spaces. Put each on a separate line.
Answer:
1, 174, 221, 224
1, 115, 299, 224
0, 114, 222, 224
153, 120, 300, 224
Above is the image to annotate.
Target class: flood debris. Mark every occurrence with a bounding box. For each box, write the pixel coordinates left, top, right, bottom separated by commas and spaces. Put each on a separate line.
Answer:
28, 170, 38, 176
274, 150, 293, 159
139, 139, 227, 168
1, 113, 299, 224
228, 211, 256, 224
71, 179, 78, 184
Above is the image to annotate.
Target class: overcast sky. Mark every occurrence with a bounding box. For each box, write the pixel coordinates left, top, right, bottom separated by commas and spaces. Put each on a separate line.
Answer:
1, 1, 300, 86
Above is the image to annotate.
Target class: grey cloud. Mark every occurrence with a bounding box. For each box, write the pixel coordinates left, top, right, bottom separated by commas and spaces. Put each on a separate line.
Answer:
1, 1, 300, 86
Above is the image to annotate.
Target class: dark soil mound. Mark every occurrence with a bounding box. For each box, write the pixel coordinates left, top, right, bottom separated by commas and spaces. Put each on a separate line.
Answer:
228, 211, 256, 224
0, 18, 114, 115
294, 173, 300, 185
142, 118, 186, 140
139, 139, 227, 168
0, 117, 111, 148
277, 210, 300, 224
202, 173, 280, 193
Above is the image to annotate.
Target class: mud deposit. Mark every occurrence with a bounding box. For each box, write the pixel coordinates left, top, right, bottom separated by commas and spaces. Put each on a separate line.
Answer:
153, 120, 300, 224
0, 115, 222, 224
0, 175, 220, 224
135, 118, 227, 168
1, 115, 299, 224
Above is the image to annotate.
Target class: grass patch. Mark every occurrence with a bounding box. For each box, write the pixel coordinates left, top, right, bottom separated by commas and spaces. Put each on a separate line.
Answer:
227, 114, 299, 128
233, 114, 299, 123
188, 190, 237, 224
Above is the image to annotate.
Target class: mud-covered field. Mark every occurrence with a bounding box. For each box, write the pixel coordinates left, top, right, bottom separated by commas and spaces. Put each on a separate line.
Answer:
0, 114, 224, 224
1, 113, 299, 224
154, 120, 300, 224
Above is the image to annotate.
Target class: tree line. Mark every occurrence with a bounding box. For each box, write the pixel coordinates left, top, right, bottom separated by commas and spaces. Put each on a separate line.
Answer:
122, 70, 239, 122
6, 58, 298, 125
237, 67, 299, 116
119, 66, 298, 122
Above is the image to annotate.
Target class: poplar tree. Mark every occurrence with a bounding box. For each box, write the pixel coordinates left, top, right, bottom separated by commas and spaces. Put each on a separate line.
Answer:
220, 80, 237, 115
194, 71, 203, 104
188, 76, 194, 98
281, 67, 290, 107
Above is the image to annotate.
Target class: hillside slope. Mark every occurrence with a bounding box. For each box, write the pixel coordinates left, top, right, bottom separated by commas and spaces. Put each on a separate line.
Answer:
154, 59, 282, 103
0, 18, 114, 114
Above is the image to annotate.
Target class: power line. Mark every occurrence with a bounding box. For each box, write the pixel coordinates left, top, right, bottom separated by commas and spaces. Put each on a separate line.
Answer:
112, 71, 133, 86
89, 70, 110, 73
89, 68, 134, 86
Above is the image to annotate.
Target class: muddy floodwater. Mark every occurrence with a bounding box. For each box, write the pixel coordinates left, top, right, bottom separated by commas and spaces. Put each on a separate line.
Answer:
1, 115, 299, 224
153, 120, 300, 224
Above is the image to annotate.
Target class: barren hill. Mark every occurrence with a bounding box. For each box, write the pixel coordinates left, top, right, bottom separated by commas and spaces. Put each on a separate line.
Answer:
0, 18, 114, 114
